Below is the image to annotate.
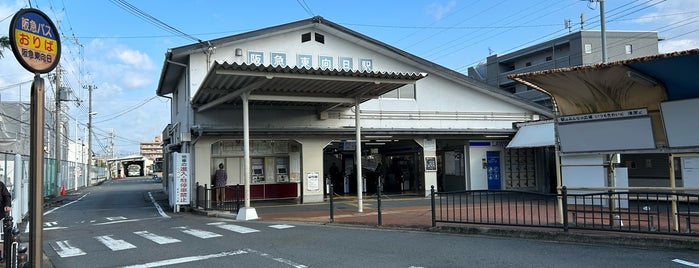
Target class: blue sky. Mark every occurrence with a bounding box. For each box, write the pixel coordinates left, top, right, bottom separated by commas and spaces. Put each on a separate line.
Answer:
1, 0, 697, 156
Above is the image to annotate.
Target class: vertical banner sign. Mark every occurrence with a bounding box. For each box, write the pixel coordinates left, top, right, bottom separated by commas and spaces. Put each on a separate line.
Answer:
174, 153, 190, 205
486, 151, 501, 190
9, 8, 61, 74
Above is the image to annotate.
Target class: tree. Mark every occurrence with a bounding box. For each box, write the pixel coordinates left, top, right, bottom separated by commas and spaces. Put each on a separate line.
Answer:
0, 36, 10, 59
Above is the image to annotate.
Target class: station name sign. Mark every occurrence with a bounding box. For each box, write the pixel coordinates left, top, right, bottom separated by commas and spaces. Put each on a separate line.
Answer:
247, 50, 374, 72
559, 108, 648, 124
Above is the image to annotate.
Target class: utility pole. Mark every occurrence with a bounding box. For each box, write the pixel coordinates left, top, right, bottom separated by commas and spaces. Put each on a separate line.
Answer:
84, 84, 96, 185
599, 0, 607, 63
54, 65, 62, 196
584, 0, 607, 63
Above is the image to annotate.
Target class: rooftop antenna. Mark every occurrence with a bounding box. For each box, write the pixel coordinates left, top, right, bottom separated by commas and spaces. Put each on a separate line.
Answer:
564, 19, 572, 33
580, 13, 585, 30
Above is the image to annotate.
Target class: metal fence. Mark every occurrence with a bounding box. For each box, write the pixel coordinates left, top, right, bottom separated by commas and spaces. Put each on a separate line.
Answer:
0, 152, 107, 228
195, 183, 242, 213
431, 186, 699, 236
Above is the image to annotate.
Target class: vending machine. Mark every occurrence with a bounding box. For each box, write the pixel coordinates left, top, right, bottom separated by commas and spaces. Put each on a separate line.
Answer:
251, 158, 265, 183
276, 157, 289, 182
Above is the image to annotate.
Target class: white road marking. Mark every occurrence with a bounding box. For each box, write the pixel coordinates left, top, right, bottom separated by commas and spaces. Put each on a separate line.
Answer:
51, 240, 86, 258
106, 216, 127, 221
174, 227, 222, 239
28, 193, 89, 233
269, 224, 295, 229
44, 227, 68, 231
207, 222, 260, 234
93, 218, 144, 225
674, 259, 699, 267
45, 221, 58, 227
122, 249, 247, 268
149, 191, 170, 218
95, 235, 137, 251
244, 248, 308, 268
134, 231, 180, 244
44, 193, 89, 215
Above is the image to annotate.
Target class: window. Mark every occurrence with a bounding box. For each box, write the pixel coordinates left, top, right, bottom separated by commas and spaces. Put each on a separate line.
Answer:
301, 32, 311, 43
525, 62, 532, 67
545, 56, 552, 61
382, 84, 416, 100
625, 44, 633, 54
314, 33, 325, 44
584, 44, 592, 54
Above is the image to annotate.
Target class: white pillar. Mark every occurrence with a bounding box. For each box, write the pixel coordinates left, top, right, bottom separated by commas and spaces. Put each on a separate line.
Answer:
355, 96, 363, 213
237, 92, 258, 220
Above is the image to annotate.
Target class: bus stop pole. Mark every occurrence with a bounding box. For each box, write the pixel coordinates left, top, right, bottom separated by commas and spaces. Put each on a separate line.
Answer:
29, 74, 45, 267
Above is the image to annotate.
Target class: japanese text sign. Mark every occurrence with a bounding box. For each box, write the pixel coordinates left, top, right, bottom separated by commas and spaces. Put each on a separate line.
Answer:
9, 8, 61, 73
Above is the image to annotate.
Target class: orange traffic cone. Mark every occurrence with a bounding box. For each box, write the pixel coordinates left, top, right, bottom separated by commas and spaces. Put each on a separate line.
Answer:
61, 186, 66, 196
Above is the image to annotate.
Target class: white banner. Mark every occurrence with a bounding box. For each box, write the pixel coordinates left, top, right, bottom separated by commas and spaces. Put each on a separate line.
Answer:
173, 153, 190, 205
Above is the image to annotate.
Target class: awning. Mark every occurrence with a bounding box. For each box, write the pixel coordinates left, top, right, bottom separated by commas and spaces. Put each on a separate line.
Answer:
509, 49, 699, 151
192, 62, 427, 112
507, 122, 554, 148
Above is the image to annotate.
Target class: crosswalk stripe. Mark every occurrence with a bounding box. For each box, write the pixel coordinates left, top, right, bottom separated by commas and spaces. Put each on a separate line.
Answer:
207, 222, 260, 234
269, 224, 295, 230
134, 231, 181, 244
95, 235, 137, 251
51, 240, 86, 258
179, 228, 223, 239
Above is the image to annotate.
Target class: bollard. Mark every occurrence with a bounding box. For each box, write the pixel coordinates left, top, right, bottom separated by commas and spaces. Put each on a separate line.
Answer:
377, 183, 382, 226
329, 184, 334, 223
562, 186, 569, 232
4, 216, 13, 267
431, 185, 436, 228
686, 217, 692, 234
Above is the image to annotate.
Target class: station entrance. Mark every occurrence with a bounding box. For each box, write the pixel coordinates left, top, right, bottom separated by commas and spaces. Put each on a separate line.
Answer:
323, 140, 424, 195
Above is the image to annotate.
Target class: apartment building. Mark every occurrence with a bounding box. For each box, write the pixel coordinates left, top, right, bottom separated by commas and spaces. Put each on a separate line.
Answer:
469, 30, 659, 107
139, 135, 162, 160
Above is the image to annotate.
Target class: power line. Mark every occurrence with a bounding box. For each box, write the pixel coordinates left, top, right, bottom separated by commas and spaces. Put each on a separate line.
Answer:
108, 0, 201, 43
92, 96, 158, 124
296, 0, 314, 17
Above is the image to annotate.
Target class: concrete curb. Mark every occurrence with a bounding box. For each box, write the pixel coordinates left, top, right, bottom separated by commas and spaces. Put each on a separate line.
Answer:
431, 225, 699, 251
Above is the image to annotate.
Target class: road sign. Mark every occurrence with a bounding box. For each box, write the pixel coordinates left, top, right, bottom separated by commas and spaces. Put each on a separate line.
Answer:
8, 8, 61, 74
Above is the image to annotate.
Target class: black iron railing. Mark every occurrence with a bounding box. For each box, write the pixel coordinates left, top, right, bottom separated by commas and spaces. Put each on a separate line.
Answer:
431, 186, 699, 236
195, 183, 242, 213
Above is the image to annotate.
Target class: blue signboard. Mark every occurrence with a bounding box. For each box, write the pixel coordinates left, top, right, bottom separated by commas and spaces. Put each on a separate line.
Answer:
486, 151, 501, 190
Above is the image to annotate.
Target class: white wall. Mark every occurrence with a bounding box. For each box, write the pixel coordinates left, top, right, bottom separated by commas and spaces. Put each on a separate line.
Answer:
468, 142, 507, 190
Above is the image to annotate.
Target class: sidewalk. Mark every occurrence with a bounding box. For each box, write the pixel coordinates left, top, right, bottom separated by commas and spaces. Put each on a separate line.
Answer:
198, 194, 699, 251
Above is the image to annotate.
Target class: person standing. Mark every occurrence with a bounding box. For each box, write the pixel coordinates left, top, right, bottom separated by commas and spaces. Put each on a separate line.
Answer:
0, 180, 11, 262
214, 163, 227, 207
0, 181, 10, 220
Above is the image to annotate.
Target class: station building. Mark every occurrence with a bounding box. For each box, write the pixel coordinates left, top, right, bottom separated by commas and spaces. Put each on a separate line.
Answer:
155, 16, 553, 208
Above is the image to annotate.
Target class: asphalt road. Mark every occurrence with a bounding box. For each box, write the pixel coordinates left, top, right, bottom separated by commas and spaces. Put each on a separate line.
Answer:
37, 177, 699, 268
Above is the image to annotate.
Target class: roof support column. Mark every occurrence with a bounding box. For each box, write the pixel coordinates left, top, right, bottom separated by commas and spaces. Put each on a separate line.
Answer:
355, 96, 363, 213
237, 92, 259, 220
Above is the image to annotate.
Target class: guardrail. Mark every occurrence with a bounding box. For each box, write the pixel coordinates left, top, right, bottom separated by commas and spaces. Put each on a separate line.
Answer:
431, 186, 699, 236
195, 183, 242, 213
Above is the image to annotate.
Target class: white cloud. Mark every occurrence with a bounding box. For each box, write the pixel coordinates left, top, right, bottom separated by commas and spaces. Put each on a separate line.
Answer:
427, 0, 457, 21
116, 49, 154, 70
84, 39, 156, 89
660, 39, 699, 54
638, 0, 699, 53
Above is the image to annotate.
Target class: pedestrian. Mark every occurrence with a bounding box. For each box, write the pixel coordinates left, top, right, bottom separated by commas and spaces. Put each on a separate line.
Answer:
0, 181, 10, 220
0, 180, 11, 261
214, 163, 227, 207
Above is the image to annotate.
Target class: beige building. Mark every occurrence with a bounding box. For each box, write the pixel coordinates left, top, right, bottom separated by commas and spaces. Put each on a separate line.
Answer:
140, 136, 163, 160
